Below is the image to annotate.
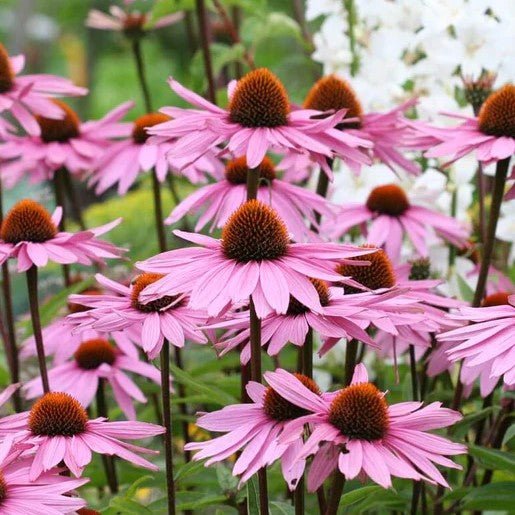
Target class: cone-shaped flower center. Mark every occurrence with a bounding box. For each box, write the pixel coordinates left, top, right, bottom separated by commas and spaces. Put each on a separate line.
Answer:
478, 84, 515, 138
337, 245, 396, 293
481, 291, 511, 307
122, 13, 147, 38
36, 100, 80, 143
329, 382, 389, 441
131, 273, 184, 312
68, 288, 101, 314
132, 113, 171, 144
222, 200, 289, 262
77, 509, 101, 515
304, 75, 363, 128
74, 338, 116, 370
0, 44, 14, 93
287, 278, 330, 316
229, 68, 290, 128
224, 156, 276, 185
409, 257, 431, 280
29, 392, 88, 437
263, 374, 321, 421
366, 184, 410, 216
0, 199, 58, 244
0, 471, 7, 504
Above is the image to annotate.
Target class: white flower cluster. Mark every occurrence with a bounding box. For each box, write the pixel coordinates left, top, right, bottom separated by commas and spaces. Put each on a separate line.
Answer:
308, 0, 514, 115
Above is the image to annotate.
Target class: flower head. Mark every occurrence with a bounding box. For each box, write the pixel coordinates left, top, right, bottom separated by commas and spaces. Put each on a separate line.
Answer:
23, 336, 161, 419
166, 156, 333, 241
0, 101, 133, 187
1, 391, 165, 480
67, 273, 207, 359
148, 68, 372, 171
136, 200, 377, 317
267, 366, 466, 490
0, 199, 125, 272
0, 43, 86, 135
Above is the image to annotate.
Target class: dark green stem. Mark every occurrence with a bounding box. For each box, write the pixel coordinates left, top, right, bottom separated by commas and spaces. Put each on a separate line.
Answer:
325, 472, 345, 515
344, 339, 359, 386
195, 0, 216, 104
131, 38, 153, 112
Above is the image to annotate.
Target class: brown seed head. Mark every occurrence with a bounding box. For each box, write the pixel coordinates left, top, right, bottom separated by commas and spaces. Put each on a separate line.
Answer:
336, 245, 396, 293
74, 338, 116, 370
132, 113, 171, 144
408, 257, 431, 281
1, 199, 57, 244
328, 382, 389, 441
229, 68, 290, 128
29, 392, 88, 437
224, 156, 276, 185
0, 43, 14, 93
478, 84, 515, 138
36, 100, 80, 143
366, 184, 410, 216
131, 273, 184, 312
481, 291, 511, 307
263, 374, 321, 421
287, 278, 330, 316
222, 200, 289, 262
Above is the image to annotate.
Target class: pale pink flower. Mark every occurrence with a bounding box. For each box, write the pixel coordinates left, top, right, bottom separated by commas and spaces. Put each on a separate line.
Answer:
148, 68, 372, 171
0, 43, 86, 135
0, 199, 125, 272
23, 337, 161, 420
67, 273, 207, 359
0, 392, 165, 480
0, 441, 88, 514
88, 111, 223, 195
325, 183, 469, 261
269, 367, 466, 490
185, 373, 328, 490
166, 156, 334, 241
136, 200, 377, 318
86, 5, 184, 34
438, 292, 515, 396
409, 84, 515, 166
0, 101, 133, 187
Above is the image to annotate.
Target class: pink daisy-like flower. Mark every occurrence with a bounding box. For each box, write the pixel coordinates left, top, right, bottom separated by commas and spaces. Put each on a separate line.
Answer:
325, 183, 469, 261
136, 200, 377, 318
23, 337, 161, 420
148, 68, 373, 171
0, 392, 165, 480
0, 101, 133, 187
66, 273, 207, 359
438, 292, 515, 396
0, 43, 86, 135
269, 366, 466, 490
0, 442, 88, 514
0, 199, 125, 272
410, 84, 515, 165
185, 372, 328, 490
303, 75, 420, 176
166, 156, 333, 241
88, 112, 223, 196
86, 5, 184, 36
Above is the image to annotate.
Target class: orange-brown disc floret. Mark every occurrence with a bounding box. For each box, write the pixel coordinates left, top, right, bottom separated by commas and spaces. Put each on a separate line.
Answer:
287, 278, 330, 316
304, 75, 363, 128
1, 199, 58, 244
36, 99, 80, 143
122, 13, 147, 38
408, 257, 431, 281
68, 288, 102, 314
74, 338, 116, 370
224, 156, 276, 185
478, 84, 515, 139
131, 273, 184, 313
77, 509, 101, 515
0, 43, 14, 93
263, 374, 321, 421
481, 291, 511, 307
229, 68, 290, 128
337, 245, 396, 294
0, 471, 6, 504
366, 184, 410, 216
29, 392, 88, 437
328, 382, 389, 441
222, 200, 289, 262
132, 113, 171, 144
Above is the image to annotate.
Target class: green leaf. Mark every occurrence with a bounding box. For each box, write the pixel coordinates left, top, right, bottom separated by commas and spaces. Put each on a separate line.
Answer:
174, 458, 206, 482
468, 445, 515, 472
216, 464, 239, 493
247, 475, 260, 515
462, 482, 515, 511
125, 475, 155, 499
105, 497, 152, 514
456, 273, 474, 303
176, 494, 228, 510
169, 363, 238, 406
339, 486, 382, 507
270, 501, 295, 514
353, 488, 407, 511
451, 407, 499, 437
